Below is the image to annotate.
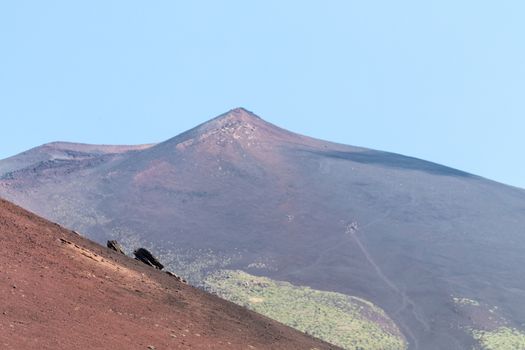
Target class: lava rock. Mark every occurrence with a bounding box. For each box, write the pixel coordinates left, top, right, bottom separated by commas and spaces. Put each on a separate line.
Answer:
133, 248, 164, 270
107, 240, 125, 254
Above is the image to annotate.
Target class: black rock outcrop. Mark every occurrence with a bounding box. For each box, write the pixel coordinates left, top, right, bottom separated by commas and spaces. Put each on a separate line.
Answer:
133, 248, 164, 270
107, 240, 125, 254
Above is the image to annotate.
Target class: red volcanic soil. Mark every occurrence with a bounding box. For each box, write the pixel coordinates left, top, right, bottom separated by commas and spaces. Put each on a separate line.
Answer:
0, 198, 338, 350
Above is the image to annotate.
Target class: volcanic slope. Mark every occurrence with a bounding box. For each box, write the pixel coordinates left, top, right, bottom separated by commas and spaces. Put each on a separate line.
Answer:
2, 108, 525, 349
0, 141, 154, 176
0, 198, 338, 350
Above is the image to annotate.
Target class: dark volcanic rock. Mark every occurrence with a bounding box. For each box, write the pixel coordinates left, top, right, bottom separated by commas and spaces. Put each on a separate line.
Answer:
133, 248, 164, 270
107, 240, 125, 254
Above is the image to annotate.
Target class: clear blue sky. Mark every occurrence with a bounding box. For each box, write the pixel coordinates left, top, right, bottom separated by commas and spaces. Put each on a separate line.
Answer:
1, 1, 524, 188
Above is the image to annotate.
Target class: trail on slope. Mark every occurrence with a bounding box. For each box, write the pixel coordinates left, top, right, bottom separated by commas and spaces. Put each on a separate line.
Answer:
351, 210, 430, 350
287, 209, 428, 349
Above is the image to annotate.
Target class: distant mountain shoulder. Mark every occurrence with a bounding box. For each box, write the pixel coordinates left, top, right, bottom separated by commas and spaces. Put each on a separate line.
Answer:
0, 141, 154, 177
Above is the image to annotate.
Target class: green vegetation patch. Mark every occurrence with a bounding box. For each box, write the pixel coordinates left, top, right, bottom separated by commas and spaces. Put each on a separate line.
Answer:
204, 270, 406, 350
472, 327, 525, 350
452, 296, 525, 349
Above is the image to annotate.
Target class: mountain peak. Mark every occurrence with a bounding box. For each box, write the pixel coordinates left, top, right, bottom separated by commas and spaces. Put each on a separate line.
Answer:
212, 107, 262, 123
157, 108, 309, 152
230, 107, 256, 115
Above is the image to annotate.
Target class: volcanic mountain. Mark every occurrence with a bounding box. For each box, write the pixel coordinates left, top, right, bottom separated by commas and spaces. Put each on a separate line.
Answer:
0, 197, 338, 350
1, 108, 525, 349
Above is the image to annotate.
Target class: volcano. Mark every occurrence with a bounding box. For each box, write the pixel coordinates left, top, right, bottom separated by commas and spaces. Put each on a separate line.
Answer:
1, 108, 525, 349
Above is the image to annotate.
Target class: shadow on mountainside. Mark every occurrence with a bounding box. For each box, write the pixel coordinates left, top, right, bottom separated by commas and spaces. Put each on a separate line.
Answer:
308, 149, 475, 178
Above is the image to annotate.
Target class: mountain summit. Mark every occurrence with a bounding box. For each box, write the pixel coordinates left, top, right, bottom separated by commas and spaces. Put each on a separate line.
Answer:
1, 109, 525, 350
159, 107, 308, 153
213, 107, 262, 122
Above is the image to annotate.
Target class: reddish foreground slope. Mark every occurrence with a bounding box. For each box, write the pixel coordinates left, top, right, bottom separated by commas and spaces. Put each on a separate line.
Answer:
0, 198, 337, 350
